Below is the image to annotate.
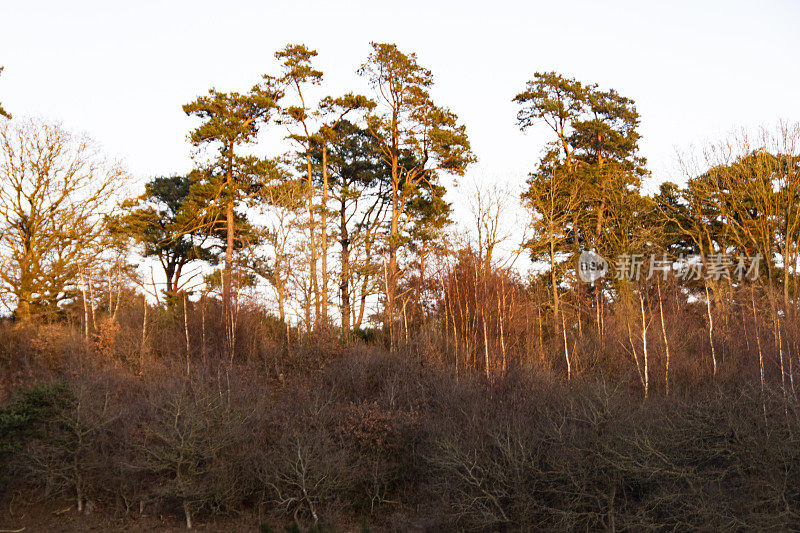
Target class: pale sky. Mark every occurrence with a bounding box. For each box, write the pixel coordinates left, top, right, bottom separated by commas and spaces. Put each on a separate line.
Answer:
2, 0, 798, 218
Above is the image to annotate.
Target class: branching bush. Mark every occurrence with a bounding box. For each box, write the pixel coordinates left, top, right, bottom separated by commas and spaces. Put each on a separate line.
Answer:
22, 372, 122, 514
136, 374, 259, 529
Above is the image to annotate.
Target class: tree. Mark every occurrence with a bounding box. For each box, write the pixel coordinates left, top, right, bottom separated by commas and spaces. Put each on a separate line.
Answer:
359, 42, 474, 345
314, 94, 374, 327
522, 150, 581, 315
0, 119, 123, 318
275, 44, 375, 330
276, 43, 325, 328
687, 127, 800, 308
468, 181, 522, 273
515, 73, 647, 323
0, 67, 10, 119
257, 175, 306, 326
311, 119, 388, 335
117, 175, 216, 303
404, 180, 453, 326
515, 73, 646, 257
514, 72, 585, 168
515, 73, 589, 316
183, 76, 282, 355
570, 86, 646, 251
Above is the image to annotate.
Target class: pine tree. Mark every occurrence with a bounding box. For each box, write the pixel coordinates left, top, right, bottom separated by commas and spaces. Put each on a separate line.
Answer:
116, 175, 217, 303
359, 42, 474, 346
183, 77, 283, 357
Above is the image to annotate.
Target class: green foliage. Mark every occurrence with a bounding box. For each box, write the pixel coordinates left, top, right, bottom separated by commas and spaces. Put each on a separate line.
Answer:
358, 42, 474, 330
0, 381, 69, 478
514, 71, 585, 134
516, 71, 650, 293
351, 327, 377, 343
276, 43, 323, 131
359, 42, 475, 201
117, 174, 217, 298
184, 81, 283, 158
183, 76, 285, 300
0, 66, 9, 119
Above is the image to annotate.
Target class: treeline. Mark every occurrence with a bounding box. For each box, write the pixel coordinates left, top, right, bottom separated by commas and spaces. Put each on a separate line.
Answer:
1, 43, 799, 393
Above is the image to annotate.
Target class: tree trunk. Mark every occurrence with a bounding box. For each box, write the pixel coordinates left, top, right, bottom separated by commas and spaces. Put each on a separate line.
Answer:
751, 285, 766, 421
498, 278, 507, 374
550, 238, 559, 315
306, 152, 319, 328
339, 196, 351, 336
277, 282, 286, 325
201, 296, 206, 361
321, 145, 329, 326
561, 308, 571, 382
639, 293, 649, 399
87, 269, 97, 332
386, 184, 399, 348
385, 139, 400, 349
657, 280, 670, 396
224, 145, 235, 360
140, 295, 148, 367
183, 293, 190, 376
705, 283, 717, 377
183, 499, 192, 530
80, 269, 90, 339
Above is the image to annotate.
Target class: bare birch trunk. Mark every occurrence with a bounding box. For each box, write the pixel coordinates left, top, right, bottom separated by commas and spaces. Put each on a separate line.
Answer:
140, 295, 148, 367
751, 286, 767, 420
183, 293, 190, 376
639, 293, 649, 399
321, 145, 329, 326
498, 279, 507, 374
657, 280, 670, 396
183, 499, 192, 529
705, 283, 717, 377
80, 269, 90, 339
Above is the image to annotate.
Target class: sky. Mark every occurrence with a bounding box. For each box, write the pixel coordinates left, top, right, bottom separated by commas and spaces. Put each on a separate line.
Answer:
1, 0, 799, 235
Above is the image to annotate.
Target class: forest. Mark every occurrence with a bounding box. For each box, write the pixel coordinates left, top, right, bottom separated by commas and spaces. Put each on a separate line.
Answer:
1, 42, 800, 531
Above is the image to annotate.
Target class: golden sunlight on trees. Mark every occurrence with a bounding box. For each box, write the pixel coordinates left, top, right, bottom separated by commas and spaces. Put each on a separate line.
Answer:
0, 119, 124, 319
359, 42, 475, 347
3, 39, 800, 532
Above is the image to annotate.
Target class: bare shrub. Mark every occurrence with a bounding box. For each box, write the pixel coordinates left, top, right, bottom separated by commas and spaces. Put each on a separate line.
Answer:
135, 371, 260, 529
23, 371, 122, 514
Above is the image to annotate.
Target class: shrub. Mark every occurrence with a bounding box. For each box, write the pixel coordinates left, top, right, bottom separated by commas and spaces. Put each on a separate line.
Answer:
0, 381, 68, 482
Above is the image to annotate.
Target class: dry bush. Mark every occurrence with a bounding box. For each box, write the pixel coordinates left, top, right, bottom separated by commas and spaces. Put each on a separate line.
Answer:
134, 369, 262, 529
93, 318, 120, 359
257, 385, 353, 528
416, 375, 800, 531
0, 322, 90, 400
21, 369, 128, 515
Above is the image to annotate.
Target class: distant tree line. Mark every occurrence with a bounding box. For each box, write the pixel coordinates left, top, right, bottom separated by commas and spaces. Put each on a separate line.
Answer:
0, 48, 799, 397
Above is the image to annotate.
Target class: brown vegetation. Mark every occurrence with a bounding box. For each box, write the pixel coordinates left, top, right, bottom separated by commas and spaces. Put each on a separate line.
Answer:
2, 267, 800, 531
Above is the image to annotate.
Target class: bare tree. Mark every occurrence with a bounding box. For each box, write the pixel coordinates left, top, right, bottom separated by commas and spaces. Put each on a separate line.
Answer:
0, 119, 123, 319
468, 180, 520, 272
